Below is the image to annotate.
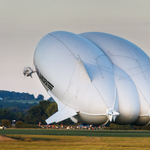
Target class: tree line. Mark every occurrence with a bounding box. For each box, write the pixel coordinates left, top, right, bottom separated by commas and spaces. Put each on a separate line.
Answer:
0, 90, 44, 100
0, 100, 38, 113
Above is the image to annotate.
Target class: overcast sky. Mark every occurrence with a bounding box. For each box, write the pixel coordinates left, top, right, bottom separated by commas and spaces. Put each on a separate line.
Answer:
0, 0, 150, 99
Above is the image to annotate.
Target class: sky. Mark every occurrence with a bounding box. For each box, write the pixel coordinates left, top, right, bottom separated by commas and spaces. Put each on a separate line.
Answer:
0, 0, 150, 99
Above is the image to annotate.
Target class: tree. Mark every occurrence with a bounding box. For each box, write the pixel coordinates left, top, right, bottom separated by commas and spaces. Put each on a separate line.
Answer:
0, 109, 15, 120
15, 121, 24, 128
46, 103, 57, 116
25, 100, 54, 124
36, 94, 44, 100
1, 119, 11, 128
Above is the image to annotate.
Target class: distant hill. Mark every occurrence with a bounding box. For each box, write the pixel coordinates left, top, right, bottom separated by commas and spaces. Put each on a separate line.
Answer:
0, 90, 44, 100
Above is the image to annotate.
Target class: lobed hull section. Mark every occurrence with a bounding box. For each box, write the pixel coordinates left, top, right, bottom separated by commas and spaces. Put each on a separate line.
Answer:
33, 31, 150, 126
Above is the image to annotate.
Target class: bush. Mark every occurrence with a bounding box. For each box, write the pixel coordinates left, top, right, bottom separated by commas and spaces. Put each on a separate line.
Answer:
16, 124, 40, 128
104, 123, 132, 130
15, 121, 24, 128
141, 125, 150, 130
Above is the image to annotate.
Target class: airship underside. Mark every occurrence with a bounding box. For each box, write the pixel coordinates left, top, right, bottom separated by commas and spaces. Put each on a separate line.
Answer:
25, 31, 150, 126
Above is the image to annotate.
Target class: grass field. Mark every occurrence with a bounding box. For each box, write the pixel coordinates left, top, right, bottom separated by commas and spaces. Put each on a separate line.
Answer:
1, 128, 150, 137
0, 129, 150, 150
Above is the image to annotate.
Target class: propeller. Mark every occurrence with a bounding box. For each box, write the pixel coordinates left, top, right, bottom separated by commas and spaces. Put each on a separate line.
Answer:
23, 66, 36, 78
106, 108, 120, 122
106, 87, 120, 122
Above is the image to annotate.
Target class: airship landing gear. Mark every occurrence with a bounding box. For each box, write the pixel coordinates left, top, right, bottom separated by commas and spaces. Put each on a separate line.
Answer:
23, 66, 36, 78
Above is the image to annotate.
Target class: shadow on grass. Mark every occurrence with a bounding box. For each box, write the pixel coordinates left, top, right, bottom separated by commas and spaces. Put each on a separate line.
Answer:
4, 135, 58, 142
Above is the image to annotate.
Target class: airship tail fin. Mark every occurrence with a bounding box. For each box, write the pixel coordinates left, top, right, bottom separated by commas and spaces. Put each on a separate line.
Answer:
45, 105, 77, 124
46, 91, 77, 124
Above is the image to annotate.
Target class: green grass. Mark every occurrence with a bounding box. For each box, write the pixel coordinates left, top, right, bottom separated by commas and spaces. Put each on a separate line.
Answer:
1, 128, 150, 137
1, 134, 150, 150
1, 129, 150, 150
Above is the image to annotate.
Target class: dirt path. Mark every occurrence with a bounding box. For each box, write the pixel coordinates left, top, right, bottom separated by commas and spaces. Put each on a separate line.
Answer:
0, 135, 16, 141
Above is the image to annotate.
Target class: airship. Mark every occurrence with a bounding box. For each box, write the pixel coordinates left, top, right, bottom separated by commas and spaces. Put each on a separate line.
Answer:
24, 31, 150, 126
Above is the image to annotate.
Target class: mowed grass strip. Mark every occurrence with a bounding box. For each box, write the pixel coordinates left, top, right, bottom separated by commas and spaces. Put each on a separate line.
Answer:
1, 129, 150, 137
0, 134, 150, 150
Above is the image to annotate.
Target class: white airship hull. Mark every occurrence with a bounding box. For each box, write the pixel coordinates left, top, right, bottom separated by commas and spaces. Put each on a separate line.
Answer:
33, 31, 150, 126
